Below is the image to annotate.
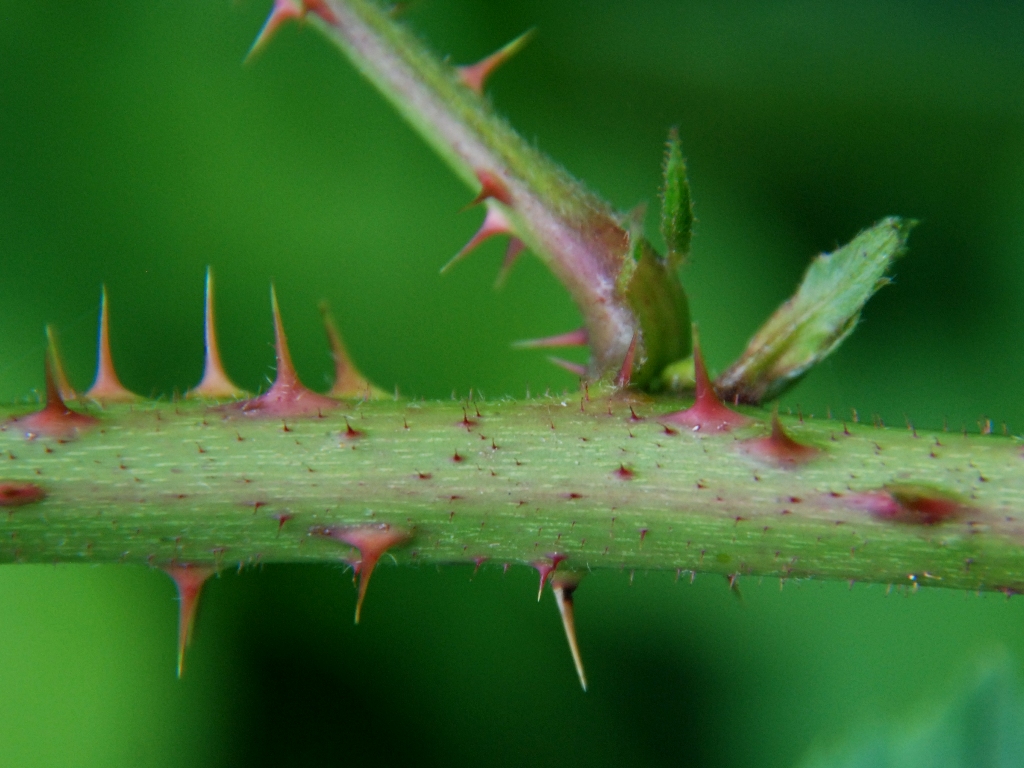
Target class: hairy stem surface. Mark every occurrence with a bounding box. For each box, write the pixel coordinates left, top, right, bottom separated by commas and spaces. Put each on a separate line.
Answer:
1, 398, 1021, 593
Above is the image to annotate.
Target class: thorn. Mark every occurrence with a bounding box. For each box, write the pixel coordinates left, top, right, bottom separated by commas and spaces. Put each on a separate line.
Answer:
163, 564, 217, 678
465, 170, 513, 209
86, 286, 138, 403
839, 484, 965, 526
532, 554, 566, 601
301, 0, 338, 25
494, 237, 527, 287
233, 285, 339, 417
45, 325, 75, 401
18, 345, 99, 440
245, 0, 303, 64
315, 524, 411, 623
614, 331, 639, 388
661, 330, 750, 432
0, 480, 44, 509
441, 205, 515, 273
188, 268, 245, 399
456, 29, 535, 94
551, 571, 587, 691
319, 301, 382, 398
513, 328, 588, 349
547, 357, 587, 377
739, 409, 820, 467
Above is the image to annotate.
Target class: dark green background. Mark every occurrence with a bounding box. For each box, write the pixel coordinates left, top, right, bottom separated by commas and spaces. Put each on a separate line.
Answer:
2, 1, 1024, 765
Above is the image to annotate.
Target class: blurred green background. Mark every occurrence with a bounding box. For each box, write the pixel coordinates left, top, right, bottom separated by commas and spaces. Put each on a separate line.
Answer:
2, 0, 1024, 765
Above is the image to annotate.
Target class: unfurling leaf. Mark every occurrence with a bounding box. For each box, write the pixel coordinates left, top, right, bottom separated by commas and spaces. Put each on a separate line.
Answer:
660, 127, 694, 266
622, 237, 691, 389
716, 217, 914, 404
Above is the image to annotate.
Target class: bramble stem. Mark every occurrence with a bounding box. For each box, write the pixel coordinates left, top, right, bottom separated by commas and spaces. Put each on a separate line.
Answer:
1, 397, 1021, 593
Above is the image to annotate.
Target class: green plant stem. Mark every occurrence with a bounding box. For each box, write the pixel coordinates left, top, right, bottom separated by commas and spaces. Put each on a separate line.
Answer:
2, 397, 1022, 593
303, 0, 656, 378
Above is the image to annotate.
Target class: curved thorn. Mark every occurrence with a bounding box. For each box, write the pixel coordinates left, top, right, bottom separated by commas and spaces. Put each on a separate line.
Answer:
188, 268, 245, 399
45, 325, 76, 401
464, 170, 513, 209
456, 29, 536, 95
246, 0, 303, 64
320, 301, 381, 398
494, 237, 527, 288
441, 206, 515, 274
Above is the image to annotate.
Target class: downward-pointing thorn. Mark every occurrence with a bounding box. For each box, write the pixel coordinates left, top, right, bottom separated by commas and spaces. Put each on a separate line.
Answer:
456, 29, 536, 95
163, 564, 217, 678
86, 286, 138, 403
317, 525, 411, 623
245, 0, 303, 64
494, 237, 527, 287
513, 328, 588, 349
441, 205, 515, 274
45, 325, 76, 401
189, 268, 245, 399
465, 170, 513, 209
532, 554, 566, 601
551, 571, 587, 692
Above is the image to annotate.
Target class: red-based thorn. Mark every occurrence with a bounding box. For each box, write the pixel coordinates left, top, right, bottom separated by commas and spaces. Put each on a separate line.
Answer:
189, 268, 245, 399
739, 410, 820, 467
314, 524, 411, 623
232, 285, 339, 418
245, 0, 303, 64
301, 0, 339, 24
495, 237, 527, 287
661, 333, 750, 433
320, 302, 381, 398
441, 205, 515, 274
465, 169, 513, 209
0, 482, 45, 507
17, 349, 98, 440
548, 357, 587, 377
551, 570, 587, 692
614, 331, 639, 388
840, 484, 965, 525
86, 286, 139, 403
163, 564, 217, 678
513, 328, 588, 350
45, 325, 76, 401
532, 553, 567, 601
456, 29, 535, 95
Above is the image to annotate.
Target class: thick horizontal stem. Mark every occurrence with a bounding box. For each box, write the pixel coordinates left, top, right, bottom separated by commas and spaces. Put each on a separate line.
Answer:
0, 397, 1021, 592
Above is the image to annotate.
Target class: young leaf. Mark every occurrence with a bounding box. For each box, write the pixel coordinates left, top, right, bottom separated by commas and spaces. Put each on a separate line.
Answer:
716, 217, 914, 404
622, 236, 691, 388
660, 127, 693, 265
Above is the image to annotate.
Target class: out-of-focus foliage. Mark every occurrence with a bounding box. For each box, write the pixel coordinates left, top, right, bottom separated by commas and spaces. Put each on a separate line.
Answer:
803, 660, 1024, 768
1, 1, 1024, 766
